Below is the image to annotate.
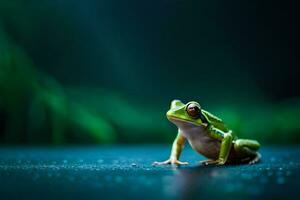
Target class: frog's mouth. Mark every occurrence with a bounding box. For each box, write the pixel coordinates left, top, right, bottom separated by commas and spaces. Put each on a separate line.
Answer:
167, 116, 202, 127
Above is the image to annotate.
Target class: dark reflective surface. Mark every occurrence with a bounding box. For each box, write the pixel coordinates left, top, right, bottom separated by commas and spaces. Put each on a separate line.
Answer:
0, 145, 299, 200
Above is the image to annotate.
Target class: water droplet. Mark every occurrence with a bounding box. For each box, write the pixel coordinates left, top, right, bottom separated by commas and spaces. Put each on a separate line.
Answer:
97, 159, 103, 164
241, 173, 252, 180
115, 176, 123, 183
68, 176, 75, 182
105, 175, 112, 181
276, 177, 285, 184
32, 173, 40, 181
131, 163, 137, 167
112, 160, 119, 164
267, 171, 273, 176
286, 171, 292, 176
260, 177, 268, 183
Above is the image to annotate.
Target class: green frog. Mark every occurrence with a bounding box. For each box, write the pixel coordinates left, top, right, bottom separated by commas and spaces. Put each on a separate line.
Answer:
153, 100, 261, 166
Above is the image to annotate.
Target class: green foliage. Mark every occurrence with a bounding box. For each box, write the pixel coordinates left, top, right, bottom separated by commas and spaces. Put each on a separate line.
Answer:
0, 0, 299, 145
0, 32, 300, 144
214, 100, 300, 144
0, 25, 116, 144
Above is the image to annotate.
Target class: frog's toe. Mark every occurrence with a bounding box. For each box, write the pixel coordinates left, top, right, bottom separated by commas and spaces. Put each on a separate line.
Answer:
152, 160, 171, 165
176, 160, 189, 165
216, 162, 226, 165
201, 159, 225, 166
200, 159, 218, 166
153, 159, 189, 166
248, 152, 261, 164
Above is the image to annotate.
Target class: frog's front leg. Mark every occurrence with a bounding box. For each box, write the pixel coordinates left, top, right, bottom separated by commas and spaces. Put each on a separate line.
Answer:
153, 131, 188, 165
202, 126, 233, 166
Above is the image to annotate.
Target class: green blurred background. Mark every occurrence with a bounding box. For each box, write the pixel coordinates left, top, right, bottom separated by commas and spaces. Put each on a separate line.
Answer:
0, 0, 299, 145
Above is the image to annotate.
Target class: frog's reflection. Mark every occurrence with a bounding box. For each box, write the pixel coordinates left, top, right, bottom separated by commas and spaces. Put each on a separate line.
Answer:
163, 166, 230, 199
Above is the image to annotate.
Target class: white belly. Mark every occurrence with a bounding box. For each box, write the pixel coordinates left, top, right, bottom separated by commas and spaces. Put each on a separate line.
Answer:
184, 128, 220, 159
170, 118, 220, 159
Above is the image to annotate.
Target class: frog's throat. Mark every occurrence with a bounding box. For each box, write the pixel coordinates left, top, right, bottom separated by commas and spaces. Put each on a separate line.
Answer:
167, 116, 202, 127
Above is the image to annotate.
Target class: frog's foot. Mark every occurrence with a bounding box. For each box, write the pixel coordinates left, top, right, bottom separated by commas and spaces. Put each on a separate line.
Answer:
248, 152, 261, 164
152, 159, 189, 166
200, 159, 225, 166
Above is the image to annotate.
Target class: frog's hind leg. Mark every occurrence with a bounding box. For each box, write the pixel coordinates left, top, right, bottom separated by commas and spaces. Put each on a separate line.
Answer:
233, 139, 261, 164
248, 152, 261, 164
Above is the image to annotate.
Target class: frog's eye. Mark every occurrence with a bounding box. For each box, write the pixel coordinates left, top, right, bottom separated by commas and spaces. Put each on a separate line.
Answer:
186, 103, 201, 118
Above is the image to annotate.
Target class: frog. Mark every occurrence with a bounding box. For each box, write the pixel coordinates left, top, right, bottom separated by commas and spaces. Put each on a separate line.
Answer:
153, 100, 261, 166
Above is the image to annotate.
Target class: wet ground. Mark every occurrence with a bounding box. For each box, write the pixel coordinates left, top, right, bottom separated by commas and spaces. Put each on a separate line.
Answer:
0, 145, 299, 200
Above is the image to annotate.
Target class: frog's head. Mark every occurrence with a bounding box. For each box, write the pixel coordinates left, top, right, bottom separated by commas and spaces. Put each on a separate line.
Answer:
166, 100, 206, 127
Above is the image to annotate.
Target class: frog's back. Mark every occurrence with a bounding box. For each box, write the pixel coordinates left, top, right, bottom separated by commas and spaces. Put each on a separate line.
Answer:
201, 109, 229, 132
